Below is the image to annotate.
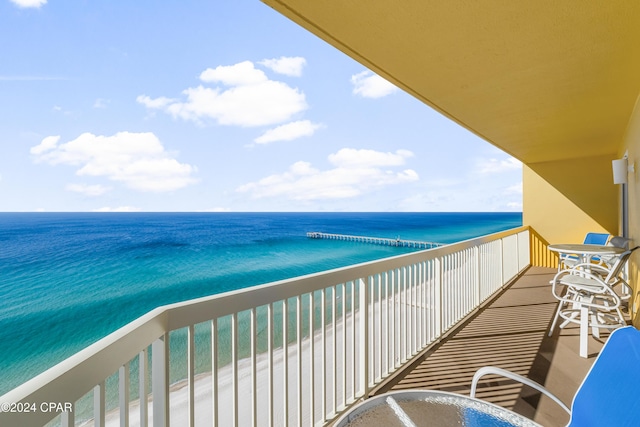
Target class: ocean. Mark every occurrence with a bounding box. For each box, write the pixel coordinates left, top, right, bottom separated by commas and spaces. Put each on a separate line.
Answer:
0, 212, 521, 397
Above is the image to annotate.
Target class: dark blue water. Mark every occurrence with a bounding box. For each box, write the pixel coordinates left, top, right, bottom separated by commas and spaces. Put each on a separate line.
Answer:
0, 212, 521, 395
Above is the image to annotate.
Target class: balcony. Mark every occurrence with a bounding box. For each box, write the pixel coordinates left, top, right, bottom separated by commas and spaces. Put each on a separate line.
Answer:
0, 226, 608, 427
370, 265, 607, 427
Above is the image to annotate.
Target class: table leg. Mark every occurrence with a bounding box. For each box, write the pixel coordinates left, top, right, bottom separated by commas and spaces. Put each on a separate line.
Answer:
580, 305, 588, 358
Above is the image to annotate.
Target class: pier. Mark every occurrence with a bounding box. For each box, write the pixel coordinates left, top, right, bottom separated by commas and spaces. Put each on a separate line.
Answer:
306, 232, 443, 249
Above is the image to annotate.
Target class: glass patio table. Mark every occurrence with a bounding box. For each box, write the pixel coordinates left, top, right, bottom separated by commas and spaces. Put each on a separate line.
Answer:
334, 390, 541, 427
548, 243, 625, 266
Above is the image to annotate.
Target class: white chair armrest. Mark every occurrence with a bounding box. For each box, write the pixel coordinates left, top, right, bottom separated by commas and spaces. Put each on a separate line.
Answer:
568, 262, 610, 275
470, 366, 571, 415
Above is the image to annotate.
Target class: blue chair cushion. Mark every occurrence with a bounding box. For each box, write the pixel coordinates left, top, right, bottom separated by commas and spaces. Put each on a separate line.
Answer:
569, 326, 640, 426
583, 233, 609, 245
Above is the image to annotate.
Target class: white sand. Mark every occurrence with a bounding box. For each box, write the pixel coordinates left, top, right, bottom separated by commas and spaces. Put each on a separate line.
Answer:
77, 293, 415, 427
80, 308, 362, 427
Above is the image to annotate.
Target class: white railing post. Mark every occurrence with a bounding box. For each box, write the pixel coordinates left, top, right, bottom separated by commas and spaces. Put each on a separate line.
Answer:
358, 277, 369, 398
331, 286, 337, 417
119, 364, 130, 427
389, 272, 395, 370
519, 229, 531, 270
499, 238, 505, 286
60, 407, 74, 427
474, 246, 481, 306
369, 277, 375, 388
401, 267, 407, 362
350, 282, 356, 402
187, 324, 195, 427
139, 349, 148, 427
309, 293, 316, 426
152, 334, 169, 427
266, 306, 273, 427
515, 232, 520, 273
252, 307, 259, 427
411, 264, 421, 356
295, 298, 302, 427
231, 313, 239, 427
434, 257, 443, 337
340, 283, 346, 410
420, 262, 426, 346
320, 290, 326, 421
94, 382, 106, 427
211, 318, 219, 427
282, 300, 289, 426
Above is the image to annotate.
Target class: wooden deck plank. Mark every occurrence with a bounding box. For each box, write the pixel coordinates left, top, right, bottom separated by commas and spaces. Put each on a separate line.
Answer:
372, 266, 618, 427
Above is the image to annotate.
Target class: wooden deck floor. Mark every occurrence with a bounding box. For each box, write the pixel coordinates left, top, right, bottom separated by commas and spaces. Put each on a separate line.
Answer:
370, 266, 621, 426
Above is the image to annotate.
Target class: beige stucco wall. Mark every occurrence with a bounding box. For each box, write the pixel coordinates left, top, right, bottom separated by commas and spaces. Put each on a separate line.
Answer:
523, 93, 640, 322
620, 95, 640, 324
523, 155, 618, 244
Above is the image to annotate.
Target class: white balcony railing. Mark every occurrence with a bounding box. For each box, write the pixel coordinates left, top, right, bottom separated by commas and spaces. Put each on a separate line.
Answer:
0, 226, 530, 427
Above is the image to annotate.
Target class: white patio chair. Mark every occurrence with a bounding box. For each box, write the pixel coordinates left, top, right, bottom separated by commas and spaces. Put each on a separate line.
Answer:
606, 235, 631, 250
595, 236, 633, 299
596, 236, 631, 267
471, 326, 640, 426
548, 247, 638, 347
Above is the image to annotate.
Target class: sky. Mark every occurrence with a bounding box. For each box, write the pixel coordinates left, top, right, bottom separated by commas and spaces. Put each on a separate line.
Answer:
0, 0, 523, 212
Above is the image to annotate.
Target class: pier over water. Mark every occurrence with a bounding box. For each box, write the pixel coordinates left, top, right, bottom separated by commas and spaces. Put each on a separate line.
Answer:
307, 232, 443, 249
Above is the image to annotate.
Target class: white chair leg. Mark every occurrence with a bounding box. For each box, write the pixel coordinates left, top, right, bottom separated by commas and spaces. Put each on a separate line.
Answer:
590, 309, 600, 339
548, 300, 564, 336
615, 308, 626, 327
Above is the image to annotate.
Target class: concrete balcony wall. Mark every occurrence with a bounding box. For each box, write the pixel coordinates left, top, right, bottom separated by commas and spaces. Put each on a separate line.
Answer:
523, 158, 616, 269
619, 93, 640, 325
523, 158, 617, 240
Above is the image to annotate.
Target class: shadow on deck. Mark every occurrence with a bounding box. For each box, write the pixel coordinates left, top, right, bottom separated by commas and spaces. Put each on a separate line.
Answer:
370, 266, 617, 427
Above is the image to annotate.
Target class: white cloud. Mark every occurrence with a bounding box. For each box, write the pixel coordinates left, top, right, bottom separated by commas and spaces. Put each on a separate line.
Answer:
351, 71, 398, 98
198, 207, 232, 212
398, 192, 456, 211
398, 183, 523, 212
52, 105, 75, 117
66, 183, 111, 196
139, 61, 307, 127
237, 148, 418, 201
425, 178, 460, 188
328, 148, 413, 168
30, 135, 60, 155
10, 0, 46, 8
93, 206, 142, 212
254, 120, 323, 144
476, 157, 522, 174
136, 95, 175, 109
93, 98, 110, 109
200, 61, 268, 86
31, 132, 198, 192
505, 182, 523, 195
259, 57, 307, 77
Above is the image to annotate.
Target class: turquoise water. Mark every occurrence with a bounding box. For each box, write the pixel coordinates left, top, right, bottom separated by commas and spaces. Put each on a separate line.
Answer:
0, 212, 521, 397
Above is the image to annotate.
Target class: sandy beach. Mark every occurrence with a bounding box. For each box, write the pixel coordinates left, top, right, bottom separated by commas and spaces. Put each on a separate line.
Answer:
81, 306, 365, 427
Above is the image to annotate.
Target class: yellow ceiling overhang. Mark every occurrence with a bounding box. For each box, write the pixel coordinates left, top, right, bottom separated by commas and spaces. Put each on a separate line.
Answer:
262, 0, 640, 164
